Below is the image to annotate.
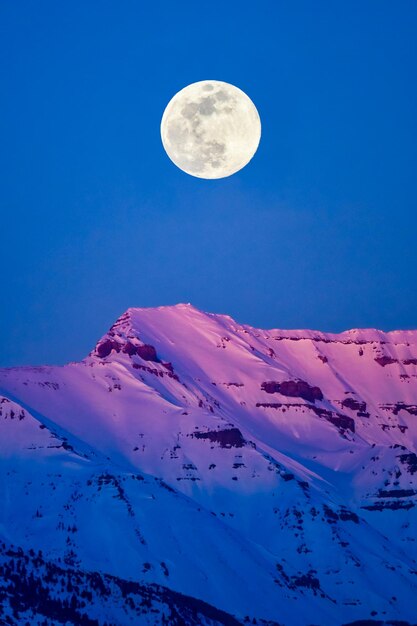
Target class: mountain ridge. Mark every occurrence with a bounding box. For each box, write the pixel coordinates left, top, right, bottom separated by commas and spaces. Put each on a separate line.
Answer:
104, 302, 417, 344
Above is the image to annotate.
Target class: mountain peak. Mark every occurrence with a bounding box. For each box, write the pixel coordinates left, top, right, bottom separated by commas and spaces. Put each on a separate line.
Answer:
90, 303, 208, 360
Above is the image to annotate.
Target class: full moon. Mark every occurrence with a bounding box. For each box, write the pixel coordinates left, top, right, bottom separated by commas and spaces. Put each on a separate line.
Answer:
160, 80, 261, 179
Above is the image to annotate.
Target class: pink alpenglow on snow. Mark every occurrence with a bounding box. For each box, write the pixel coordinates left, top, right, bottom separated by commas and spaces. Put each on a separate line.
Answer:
1, 303, 417, 625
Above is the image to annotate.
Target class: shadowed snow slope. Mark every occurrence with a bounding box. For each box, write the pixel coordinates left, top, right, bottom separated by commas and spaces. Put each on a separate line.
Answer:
1, 304, 417, 625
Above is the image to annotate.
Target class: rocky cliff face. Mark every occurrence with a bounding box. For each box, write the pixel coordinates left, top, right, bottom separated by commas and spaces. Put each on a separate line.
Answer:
1, 304, 417, 625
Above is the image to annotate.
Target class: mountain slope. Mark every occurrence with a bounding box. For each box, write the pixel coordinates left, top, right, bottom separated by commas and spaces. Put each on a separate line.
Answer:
1, 304, 417, 625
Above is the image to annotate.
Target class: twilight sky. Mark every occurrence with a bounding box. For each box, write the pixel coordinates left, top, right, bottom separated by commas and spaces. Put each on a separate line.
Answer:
1, 1, 416, 367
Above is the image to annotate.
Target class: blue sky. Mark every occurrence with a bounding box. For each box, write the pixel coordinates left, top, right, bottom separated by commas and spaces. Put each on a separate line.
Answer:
1, 1, 416, 366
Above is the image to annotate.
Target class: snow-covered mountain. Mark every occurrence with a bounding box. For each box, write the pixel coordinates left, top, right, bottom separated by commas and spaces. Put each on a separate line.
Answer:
1, 304, 417, 625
